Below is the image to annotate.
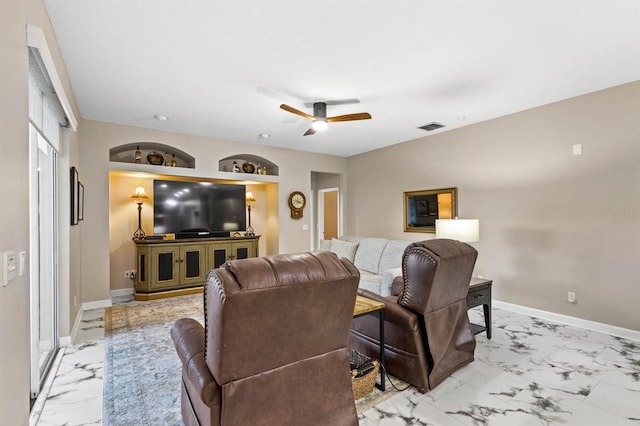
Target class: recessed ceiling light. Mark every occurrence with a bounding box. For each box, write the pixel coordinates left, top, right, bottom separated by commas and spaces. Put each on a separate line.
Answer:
258, 133, 270, 139
154, 115, 169, 121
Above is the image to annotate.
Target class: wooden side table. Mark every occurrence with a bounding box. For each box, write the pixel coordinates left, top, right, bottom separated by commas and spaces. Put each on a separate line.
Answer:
467, 278, 493, 339
353, 295, 386, 390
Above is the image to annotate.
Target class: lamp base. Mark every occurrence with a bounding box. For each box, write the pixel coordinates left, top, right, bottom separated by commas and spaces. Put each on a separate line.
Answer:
245, 226, 255, 237
133, 228, 146, 240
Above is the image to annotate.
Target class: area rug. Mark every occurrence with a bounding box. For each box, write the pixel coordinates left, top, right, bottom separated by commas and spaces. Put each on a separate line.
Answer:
103, 294, 404, 425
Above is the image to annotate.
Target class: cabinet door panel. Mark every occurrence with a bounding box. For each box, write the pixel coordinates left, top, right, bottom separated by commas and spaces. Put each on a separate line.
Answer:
180, 245, 207, 286
211, 247, 229, 269
158, 252, 175, 281
184, 250, 201, 278
150, 246, 180, 289
232, 241, 254, 261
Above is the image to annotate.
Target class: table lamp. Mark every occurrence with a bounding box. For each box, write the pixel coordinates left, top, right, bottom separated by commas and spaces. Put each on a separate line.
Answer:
131, 185, 149, 240
245, 191, 256, 236
435, 218, 479, 243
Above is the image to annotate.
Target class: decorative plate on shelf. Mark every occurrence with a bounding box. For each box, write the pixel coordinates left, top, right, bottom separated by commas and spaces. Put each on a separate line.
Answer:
147, 151, 164, 165
242, 162, 255, 173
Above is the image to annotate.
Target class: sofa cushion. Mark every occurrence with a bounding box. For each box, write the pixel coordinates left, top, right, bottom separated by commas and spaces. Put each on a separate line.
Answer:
378, 239, 412, 273
353, 238, 389, 274
329, 238, 359, 262
379, 267, 403, 296
358, 270, 382, 294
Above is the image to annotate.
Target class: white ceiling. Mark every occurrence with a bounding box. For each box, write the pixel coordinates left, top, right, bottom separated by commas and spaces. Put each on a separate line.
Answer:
44, 0, 640, 157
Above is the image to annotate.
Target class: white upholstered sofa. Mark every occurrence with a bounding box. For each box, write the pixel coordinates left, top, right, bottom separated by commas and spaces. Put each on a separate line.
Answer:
320, 236, 412, 296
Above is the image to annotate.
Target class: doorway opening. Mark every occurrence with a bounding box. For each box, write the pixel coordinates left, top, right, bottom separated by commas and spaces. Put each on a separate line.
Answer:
310, 172, 342, 250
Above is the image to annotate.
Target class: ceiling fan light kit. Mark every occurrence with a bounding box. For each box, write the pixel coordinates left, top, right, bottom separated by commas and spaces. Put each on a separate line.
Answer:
311, 119, 328, 132
280, 102, 371, 136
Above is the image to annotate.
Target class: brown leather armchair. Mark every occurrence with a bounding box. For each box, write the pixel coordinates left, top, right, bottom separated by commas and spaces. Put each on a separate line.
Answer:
349, 239, 477, 393
171, 251, 360, 426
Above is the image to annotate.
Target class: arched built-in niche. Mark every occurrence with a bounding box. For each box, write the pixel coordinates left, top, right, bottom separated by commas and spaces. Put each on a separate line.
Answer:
109, 142, 196, 168
219, 154, 279, 176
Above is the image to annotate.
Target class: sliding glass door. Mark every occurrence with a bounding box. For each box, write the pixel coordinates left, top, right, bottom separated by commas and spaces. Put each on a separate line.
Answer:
29, 123, 59, 400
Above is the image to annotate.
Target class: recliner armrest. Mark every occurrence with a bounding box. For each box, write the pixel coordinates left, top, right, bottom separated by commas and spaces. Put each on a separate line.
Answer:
356, 288, 387, 303
171, 318, 220, 407
356, 288, 419, 331
391, 275, 404, 297
185, 352, 221, 407
171, 318, 205, 366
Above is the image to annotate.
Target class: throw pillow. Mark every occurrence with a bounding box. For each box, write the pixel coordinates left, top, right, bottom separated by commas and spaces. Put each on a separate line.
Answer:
318, 239, 331, 251
329, 238, 359, 263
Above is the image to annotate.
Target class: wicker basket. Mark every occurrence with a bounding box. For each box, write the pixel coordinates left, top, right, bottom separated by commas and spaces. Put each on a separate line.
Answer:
349, 350, 379, 399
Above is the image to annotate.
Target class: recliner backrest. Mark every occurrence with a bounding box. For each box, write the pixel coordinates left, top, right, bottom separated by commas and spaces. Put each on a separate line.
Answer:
398, 239, 478, 315
204, 251, 360, 385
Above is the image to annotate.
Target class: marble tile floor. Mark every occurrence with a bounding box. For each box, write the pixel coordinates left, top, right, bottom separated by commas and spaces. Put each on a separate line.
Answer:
31, 302, 639, 426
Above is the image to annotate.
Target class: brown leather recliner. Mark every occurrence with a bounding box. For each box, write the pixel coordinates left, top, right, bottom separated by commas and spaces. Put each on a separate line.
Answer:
171, 251, 360, 426
349, 239, 477, 393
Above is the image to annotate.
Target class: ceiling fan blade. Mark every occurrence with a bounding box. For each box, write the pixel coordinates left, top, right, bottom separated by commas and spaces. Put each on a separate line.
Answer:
303, 127, 317, 136
327, 112, 372, 123
280, 104, 314, 121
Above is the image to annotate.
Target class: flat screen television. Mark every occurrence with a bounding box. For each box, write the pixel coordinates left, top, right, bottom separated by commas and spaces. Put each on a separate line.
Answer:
153, 180, 246, 237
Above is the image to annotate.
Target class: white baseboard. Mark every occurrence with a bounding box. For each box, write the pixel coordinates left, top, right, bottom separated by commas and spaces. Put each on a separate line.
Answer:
59, 293, 124, 346
494, 300, 640, 342
82, 298, 112, 311
67, 306, 83, 346
111, 287, 134, 297
59, 299, 101, 346
59, 335, 72, 347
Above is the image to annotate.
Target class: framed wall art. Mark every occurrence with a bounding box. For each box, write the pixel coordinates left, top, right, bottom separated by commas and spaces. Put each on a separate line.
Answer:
70, 166, 79, 225
404, 187, 458, 233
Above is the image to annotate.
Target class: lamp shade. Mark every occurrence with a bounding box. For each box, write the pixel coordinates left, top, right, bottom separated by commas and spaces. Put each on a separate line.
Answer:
131, 185, 149, 201
435, 219, 479, 243
246, 191, 256, 203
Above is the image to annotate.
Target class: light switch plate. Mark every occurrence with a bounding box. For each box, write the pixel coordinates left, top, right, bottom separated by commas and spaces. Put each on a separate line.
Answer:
572, 144, 583, 156
2, 251, 17, 287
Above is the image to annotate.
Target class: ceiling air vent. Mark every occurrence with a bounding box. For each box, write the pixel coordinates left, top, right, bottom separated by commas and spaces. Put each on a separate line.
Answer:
418, 122, 445, 132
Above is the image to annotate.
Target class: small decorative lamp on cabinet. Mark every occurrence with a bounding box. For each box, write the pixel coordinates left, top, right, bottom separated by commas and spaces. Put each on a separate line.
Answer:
245, 191, 256, 236
131, 185, 149, 240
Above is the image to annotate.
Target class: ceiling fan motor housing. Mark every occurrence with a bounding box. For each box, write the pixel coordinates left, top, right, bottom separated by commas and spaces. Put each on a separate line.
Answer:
313, 102, 327, 118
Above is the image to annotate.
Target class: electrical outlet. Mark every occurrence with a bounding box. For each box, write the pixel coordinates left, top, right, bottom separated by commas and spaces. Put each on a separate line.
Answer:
130, 270, 137, 280
124, 270, 130, 279
567, 291, 576, 303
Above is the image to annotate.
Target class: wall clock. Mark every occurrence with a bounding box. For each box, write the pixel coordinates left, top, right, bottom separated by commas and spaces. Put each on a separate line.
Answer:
288, 191, 306, 219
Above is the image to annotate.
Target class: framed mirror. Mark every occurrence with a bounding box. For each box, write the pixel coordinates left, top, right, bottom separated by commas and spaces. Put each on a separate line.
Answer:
404, 187, 458, 233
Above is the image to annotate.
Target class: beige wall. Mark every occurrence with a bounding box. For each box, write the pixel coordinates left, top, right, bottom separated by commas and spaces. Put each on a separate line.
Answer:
346, 81, 640, 331
79, 120, 348, 297
0, 0, 82, 423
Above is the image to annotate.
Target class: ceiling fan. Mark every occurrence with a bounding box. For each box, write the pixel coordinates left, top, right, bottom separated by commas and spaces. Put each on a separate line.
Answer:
280, 102, 371, 136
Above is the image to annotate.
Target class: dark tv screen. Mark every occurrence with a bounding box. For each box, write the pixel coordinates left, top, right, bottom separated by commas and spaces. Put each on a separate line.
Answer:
153, 180, 246, 235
